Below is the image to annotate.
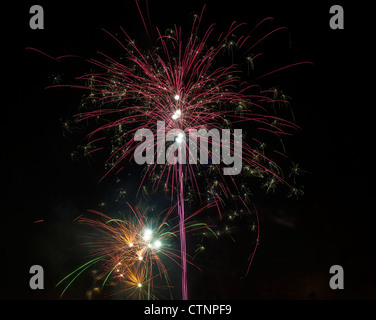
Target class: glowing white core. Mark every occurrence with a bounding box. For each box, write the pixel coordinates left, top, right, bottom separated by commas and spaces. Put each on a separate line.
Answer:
143, 229, 152, 241
172, 109, 182, 120
176, 133, 184, 144
154, 240, 161, 249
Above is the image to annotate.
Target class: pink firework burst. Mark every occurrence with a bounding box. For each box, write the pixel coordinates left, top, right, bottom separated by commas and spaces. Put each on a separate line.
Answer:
29, 4, 310, 300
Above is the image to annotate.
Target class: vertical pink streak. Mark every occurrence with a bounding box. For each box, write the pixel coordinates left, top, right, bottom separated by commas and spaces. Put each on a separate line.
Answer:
178, 160, 188, 300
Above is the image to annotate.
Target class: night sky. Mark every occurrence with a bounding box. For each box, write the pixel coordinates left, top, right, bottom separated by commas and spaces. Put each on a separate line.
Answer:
2, 0, 375, 301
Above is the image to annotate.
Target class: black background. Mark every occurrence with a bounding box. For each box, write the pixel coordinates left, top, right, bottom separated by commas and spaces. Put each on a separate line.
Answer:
2, 0, 375, 302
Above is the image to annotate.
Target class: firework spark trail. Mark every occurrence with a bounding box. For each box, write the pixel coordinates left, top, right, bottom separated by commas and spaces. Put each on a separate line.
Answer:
177, 152, 187, 299
29, 4, 310, 299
